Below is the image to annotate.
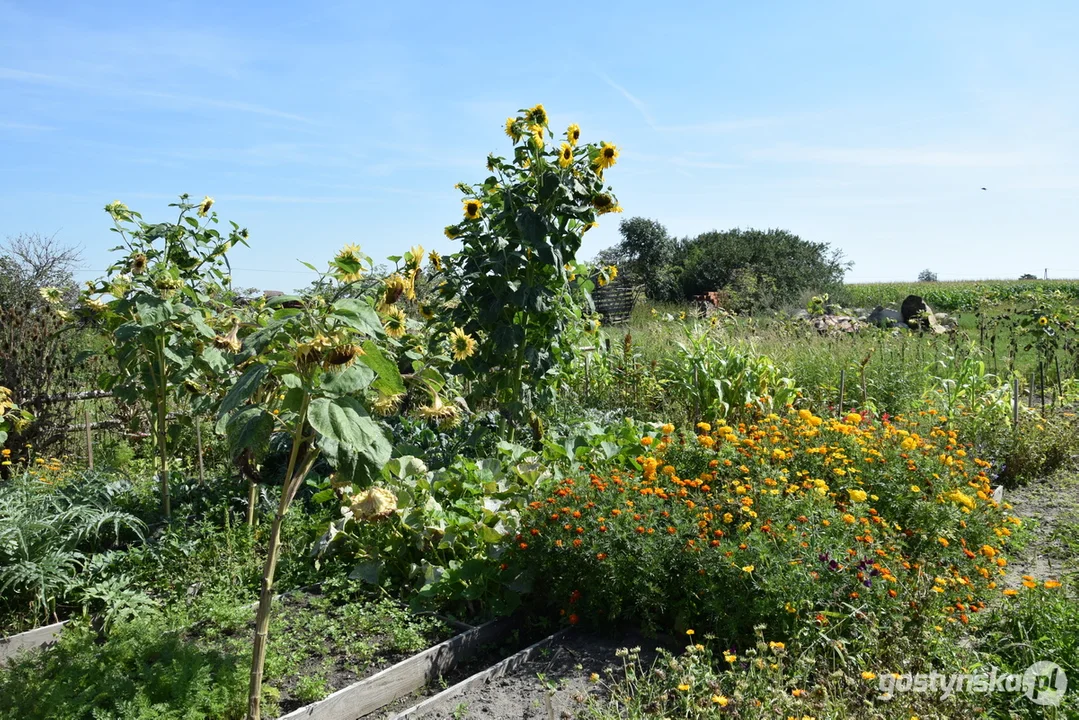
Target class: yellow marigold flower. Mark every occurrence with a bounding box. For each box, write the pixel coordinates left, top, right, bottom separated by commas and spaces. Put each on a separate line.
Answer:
686, 629, 695, 636
742, 565, 754, 573
696, 421, 711, 432
558, 142, 573, 168
937, 537, 949, 547
712, 695, 729, 706
382, 306, 407, 338
1022, 579, 1037, 588
641, 436, 654, 446
769, 641, 785, 651
677, 683, 690, 692
848, 489, 867, 503
842, 513, 856, 525
449, 327, 477, 361
723, 652, 737, 663
910, 485, 921, 493
1003, 588, 1018, 596
862, 671, 877, 680
349, 487, 397, 520
463, 199, 482, 221
567, 123, 581, 146
198, 195, 214, 217
1045, 579, 1062, 588
980, 544, 996, 559
661, 423, 675, 434
596, 141, 619, 170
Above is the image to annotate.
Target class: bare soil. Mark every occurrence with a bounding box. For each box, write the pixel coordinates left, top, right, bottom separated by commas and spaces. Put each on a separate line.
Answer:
1000, 469, 1079, 587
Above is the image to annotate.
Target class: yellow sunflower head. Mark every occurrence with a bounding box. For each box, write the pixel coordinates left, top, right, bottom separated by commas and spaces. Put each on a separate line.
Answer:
382, 306, 408, 338
463, 199, 483, 221
592, 194, 623, 215
372, 392, 404, 416
129, 253, 148, 275
197, 195, 215, 217
1038, 315, 1049, 326
527, 103, 548, 126
504, 117, 522, 141
334, 243, 365, 283
407, 245, 425, 269
558, 143, 573, 169
444, 225, 461, 240
324, 344, 365, 370
567, 123, 581, 147
429, 250, 443, 272
448, 326, 477, 361
529, 124, 544, 147
381, 274, 407, 307
105, 200, 130, 221
418, 303, 435, 320
595, 142, 619, 171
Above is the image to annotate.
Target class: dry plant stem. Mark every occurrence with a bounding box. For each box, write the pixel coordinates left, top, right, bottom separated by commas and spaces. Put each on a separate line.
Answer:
246, 395, 314, 720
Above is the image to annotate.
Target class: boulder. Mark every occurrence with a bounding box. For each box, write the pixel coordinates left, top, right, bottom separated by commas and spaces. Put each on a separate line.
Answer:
867, 306, 902, 328
901, 295, 934, 330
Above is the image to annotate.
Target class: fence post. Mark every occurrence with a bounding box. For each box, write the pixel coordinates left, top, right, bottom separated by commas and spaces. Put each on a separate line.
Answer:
1012, 377, 1019, 426
195, 419, 206, 484
838, 369, 846, 416
84, 408, 94, 471
1029, 371, 1035, 408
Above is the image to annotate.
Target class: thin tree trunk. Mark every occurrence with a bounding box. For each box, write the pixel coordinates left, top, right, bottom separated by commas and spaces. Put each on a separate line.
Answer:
246, 397, 312, 720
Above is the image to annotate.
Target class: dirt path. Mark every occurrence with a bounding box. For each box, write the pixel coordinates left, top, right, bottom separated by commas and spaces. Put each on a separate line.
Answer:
1001, 469, 1079, 587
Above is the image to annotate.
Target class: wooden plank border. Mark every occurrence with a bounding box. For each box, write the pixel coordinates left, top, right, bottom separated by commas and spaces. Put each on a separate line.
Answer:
390, 628, 569, 719
0, 620, 66, 663
279, 616, 514, 720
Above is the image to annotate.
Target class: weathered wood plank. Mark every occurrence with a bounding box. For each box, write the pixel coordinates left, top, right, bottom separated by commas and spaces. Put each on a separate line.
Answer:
279, 616, 514, 720
0, 620, 66, 663
389, 628, 568, 719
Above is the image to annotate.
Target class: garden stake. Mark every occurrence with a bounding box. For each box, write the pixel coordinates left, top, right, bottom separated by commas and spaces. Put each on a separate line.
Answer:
1012, 377, 1019, 426
195, 418, 205, 484
1040, 362, 1046, 414
84, 407, 93, 471
1029, 371, 1035, 408
838, 369, 846, 415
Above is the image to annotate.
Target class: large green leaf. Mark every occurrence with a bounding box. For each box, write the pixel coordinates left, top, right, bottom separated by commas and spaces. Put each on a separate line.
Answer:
218, 362, 270, 419
135, 296, 172, 327
320, 363, 375, 396
308, 397, 390, 466
332, 299, 383, 337
225, 406, 274, 460
358, 341, 404, 396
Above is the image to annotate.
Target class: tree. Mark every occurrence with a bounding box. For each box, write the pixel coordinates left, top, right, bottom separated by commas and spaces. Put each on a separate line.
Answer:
918, 269, 938, 282
679, 228, 848, 310
598, 217, 681, 301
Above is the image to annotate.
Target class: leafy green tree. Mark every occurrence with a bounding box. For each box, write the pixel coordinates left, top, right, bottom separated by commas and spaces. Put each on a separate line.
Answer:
680, 228, 848, 310
918, 269, 939, 282
595, 217, 682, 301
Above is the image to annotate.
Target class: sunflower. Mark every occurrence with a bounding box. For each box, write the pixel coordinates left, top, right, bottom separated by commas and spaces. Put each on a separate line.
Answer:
382, 306, 408, 338
295, 334, 331, 366
583, 222, 597, 233
591, 194, 623, 215
504, 117, 521, 141
372, 392, 404, 416
350, 487, 397, 520
528, 103, 548, 126
324, 343, 365, 370
429, 250, 443, 272
213, 318, 242, 353
529, 124, 544, 147
198, 195, 215, 217
607, 265, 618, 280
1038, 315, 1049, 326
418, 303, 435, 320
595, 142, 619, 171
567, 123, 581, 146
82, 297, 108, 314
38, 287, 64, 304
463, 199, 483, 221
105, 200, 130, 221
334, 243, 365, 283
558, 143, 574, 169
449, 327, 477, 361
444, 225, 461, 240
381, 274, 408, 309
418, 395, 461, 428
129, 253, 148, 275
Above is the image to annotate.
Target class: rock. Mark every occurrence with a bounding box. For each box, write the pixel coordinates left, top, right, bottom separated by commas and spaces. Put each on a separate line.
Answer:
867, 306, 902, 328
901, 295, 936, 330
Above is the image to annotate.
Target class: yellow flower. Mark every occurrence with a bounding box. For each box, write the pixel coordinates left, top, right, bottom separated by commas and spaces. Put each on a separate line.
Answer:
607, 265, 618, 280
105, 200, 130, 220
198, 195, 214, 217
334, 243, 365, 283
429, 250, 443, 272
444, 225, 461, 240
449, 327, 477, 361
910, 485, 921, 493
848, 489, 867, 503
723, 652, 737, 663
382, 306, 408, 338
677, 683, 690, 692
1045, 579, 1062, 588
527, 103, 548, 126
372, 393, 404, 416
712, 695, 729, 706
1038, 315, 1048, 326
589, 672, 600, 683
742, 565, 754, 573
567, 123, 581, 146
596, 141, 619, 170
558, 142, 573, 168
380, 274, 408, 309
861, 671, 877, 680
686, 629, 695, 636
408, 244, 425, 268
504, 117, 521, 141
463, 199, 482, 221
324, 344, 365, 370
38, 287, 64, 304
529, 124, 544, 146
418, 395, 461, 427
349, 487, 397, 520
592, 193, 622, 215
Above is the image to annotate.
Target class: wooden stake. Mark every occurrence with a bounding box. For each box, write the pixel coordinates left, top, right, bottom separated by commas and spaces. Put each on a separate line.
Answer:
838, 369, 846, 416
84, 408, 93, 471
1012, 377, 1019, 426
195, 419, 206, 484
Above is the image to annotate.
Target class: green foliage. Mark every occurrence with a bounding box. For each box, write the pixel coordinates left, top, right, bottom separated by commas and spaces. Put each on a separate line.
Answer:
0, 472, 145, 631
679, 228, 848, 310
836, 278, 1079, 313
433, 105, 619, 429
597, 217, 681, 301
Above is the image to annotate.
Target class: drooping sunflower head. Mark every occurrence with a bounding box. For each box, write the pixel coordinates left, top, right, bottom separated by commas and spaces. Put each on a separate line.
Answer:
198, 195, 215, 217
448, 326, 477, 361
324, 343, 365, 370
382, 306, 408, 338
595, 142, 619, 171
527, 103, 548, 126
407, 245, 425, 269
105, 200, 130, 221
82, 297, 108, 314
592, 193, 623, 215
429, 250, 443, 272
418, 395, 461, 429
349, 487, 397, 521
607, 265, 619, 281
334, 243, 365, 283
418, 303, 435, 320
130, 253, 148, 275
463, 199, 483, 221
213, 317, 242, 353
529, 124, 544, 147
558, 143, 574, 169
38, 287, 64, 305
335, 243, 363, 265
381, 274, 408, 307
567, 123, 581, 147
372, 392, 404, 416
154, 276, 182, 298
444, 225, 461, 240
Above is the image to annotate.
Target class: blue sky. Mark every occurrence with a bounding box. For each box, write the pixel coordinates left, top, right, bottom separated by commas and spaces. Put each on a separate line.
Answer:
2, 1, 1078, 291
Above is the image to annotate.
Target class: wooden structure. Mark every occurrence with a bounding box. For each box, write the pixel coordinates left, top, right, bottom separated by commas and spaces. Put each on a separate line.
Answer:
592, 277, 639, 325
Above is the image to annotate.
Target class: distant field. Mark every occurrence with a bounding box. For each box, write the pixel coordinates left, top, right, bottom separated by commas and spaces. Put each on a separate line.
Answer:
837, 279, 1079, 312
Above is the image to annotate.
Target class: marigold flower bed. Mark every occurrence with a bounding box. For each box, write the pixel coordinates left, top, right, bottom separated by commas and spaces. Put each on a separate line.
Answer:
514, 410, 1033, 653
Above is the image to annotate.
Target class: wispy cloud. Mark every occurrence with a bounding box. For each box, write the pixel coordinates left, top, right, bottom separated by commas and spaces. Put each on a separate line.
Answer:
597, 72, 658, 130
750, 144, 1042, 168
0, 120, 54, 131
0, 66, 318, 125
